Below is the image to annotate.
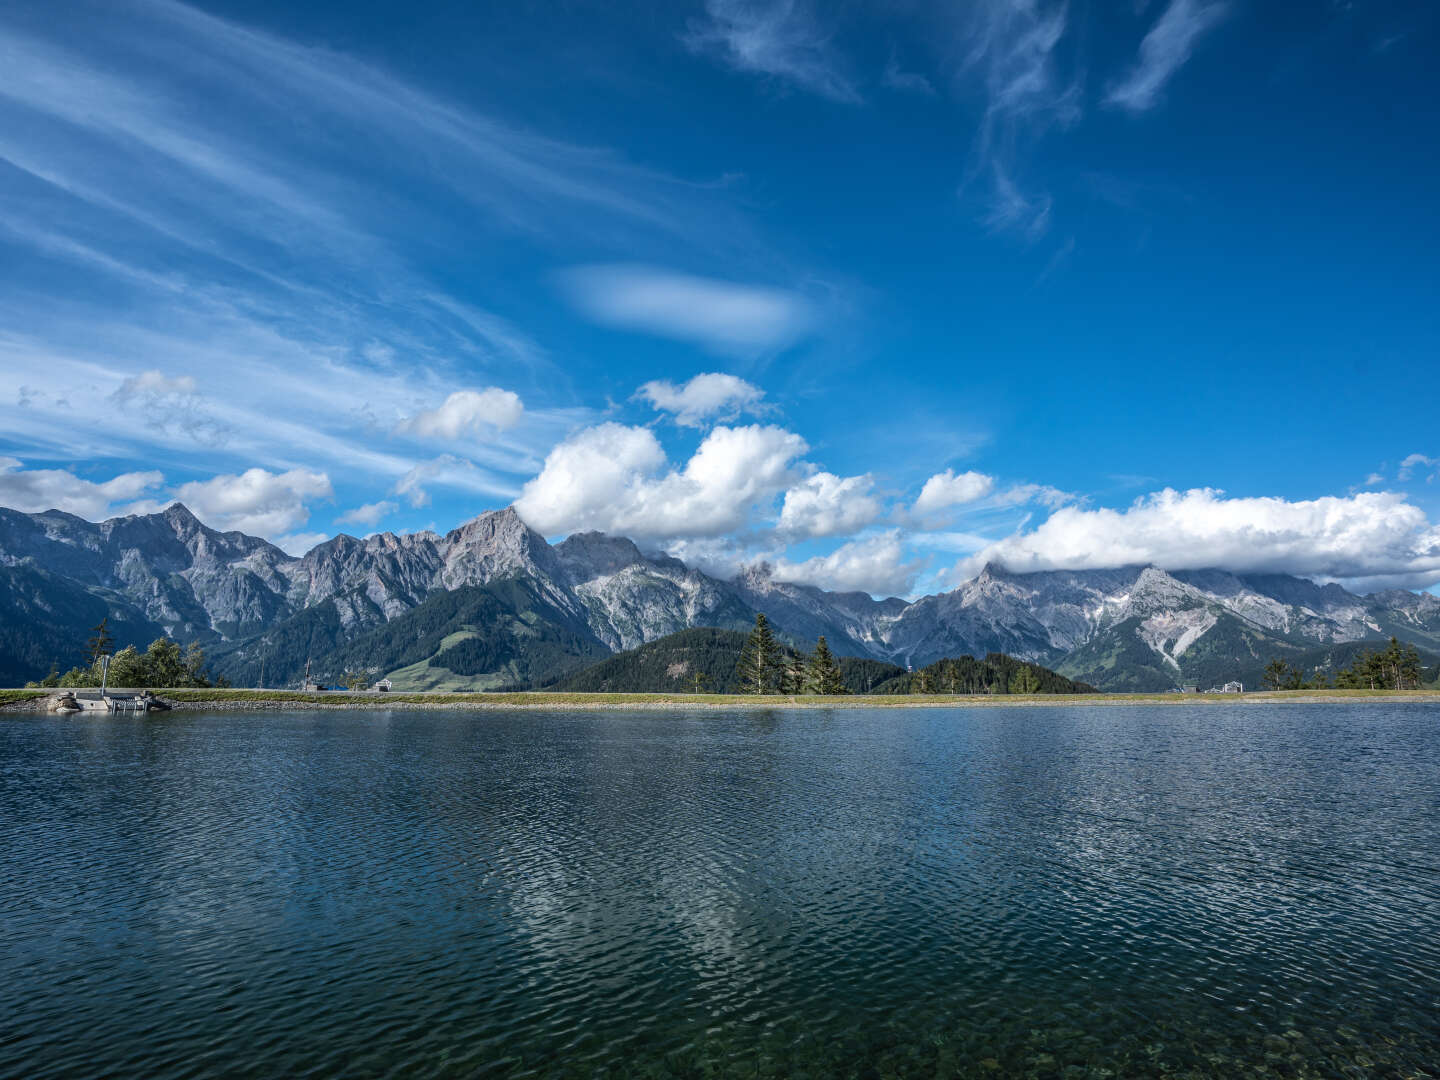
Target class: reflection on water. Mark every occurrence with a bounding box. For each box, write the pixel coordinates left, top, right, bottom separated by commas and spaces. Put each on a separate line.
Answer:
2, 704, 1438, 1078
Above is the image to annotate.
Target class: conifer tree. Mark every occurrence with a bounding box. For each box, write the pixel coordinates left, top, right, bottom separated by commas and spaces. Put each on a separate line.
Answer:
1011, 665, 1041, 694
736, 613, 781, 694
86, 617, 114, 667
804, 636, 844, 695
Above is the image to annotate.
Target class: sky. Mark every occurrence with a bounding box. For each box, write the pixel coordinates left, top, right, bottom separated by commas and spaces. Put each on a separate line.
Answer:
1, 0, 1437, 597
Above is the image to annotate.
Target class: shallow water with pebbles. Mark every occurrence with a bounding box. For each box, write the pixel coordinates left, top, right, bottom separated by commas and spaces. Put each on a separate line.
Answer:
2, 704, 1438, 1078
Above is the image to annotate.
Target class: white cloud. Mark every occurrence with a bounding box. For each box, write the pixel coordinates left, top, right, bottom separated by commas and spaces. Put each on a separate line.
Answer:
515, 422, 807, 539
913, 469, 996, 516
172, 467, 332, 537
772, 532, 921, 597
1363, 472, 1386, 487
1105, 0, 1228, 113
959, 488, 1440, 588
274, 531, 330, 556
636, 373, 766, 427
0, 457, 164, 519
1399, 453, 1437, 481
335, 500, 397, 528
778, 472, 881, 538
112, 369, 198, 399
684, 0, 861, 103
395, 388, 524, 440
560, 265, 814, 353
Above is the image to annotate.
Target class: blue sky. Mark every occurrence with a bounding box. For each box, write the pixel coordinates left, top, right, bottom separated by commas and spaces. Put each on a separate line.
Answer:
1, 0, 1437, 595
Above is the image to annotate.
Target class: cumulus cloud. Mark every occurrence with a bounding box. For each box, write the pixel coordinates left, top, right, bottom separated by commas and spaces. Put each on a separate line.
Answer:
684, 0, 862, 103
172, 467, 332, 536
913, 469, 996, 516
1398, 453, 1437, 482
560, 265, 814, 353
636, 373, 766, 427
772, 532, 922, 597
1105, 0, 1228, 113
0, 457, 164, 519
778, 472, 882, 538
395, 388, 523, 440
335, 500, 397, 528
515, 422, 807, 539
959, 488, 1440, 589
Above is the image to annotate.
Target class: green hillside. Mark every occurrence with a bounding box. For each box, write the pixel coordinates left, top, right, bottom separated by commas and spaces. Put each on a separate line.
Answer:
544, 627, 755, 693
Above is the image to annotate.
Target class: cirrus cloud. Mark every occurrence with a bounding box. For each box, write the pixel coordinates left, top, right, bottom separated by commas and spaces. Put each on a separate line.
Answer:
1105, 0, 1228, 113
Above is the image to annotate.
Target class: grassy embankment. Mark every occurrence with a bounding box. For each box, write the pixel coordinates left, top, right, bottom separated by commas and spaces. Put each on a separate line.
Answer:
3, 687, 1434, 710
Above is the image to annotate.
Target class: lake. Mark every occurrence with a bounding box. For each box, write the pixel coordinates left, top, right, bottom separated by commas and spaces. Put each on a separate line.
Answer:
2, 705, 1438, 1078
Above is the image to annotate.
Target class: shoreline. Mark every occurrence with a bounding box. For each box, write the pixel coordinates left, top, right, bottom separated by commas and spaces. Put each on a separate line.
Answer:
5, 688, 1440, 713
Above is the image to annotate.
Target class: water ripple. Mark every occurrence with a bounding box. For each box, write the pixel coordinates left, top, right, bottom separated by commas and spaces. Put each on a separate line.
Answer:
2, 704, 1439, 1078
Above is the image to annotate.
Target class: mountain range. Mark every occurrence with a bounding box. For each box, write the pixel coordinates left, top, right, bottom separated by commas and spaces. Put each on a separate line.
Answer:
3, 502, 1438, 691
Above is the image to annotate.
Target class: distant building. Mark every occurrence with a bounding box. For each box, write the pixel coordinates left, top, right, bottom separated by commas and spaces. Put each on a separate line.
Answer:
1179, 685, 1200, 694
374, 678, 392, 692
1220, 681, 1243, 694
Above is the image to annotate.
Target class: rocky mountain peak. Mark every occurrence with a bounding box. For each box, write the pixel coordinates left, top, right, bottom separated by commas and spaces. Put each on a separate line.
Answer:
438, 505, 562, 589
554, 531, 647, 580
162, 502, 200, 527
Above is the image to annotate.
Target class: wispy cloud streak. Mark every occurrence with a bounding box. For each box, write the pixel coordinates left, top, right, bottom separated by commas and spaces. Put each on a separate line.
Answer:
1106, 0, 1228, 112
685, 0, 862, 103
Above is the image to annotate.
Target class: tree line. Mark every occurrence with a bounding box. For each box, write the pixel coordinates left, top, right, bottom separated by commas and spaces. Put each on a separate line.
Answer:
25, 617, 229, 689
1263, 636, 1425, 691
732, 614, 1093, 696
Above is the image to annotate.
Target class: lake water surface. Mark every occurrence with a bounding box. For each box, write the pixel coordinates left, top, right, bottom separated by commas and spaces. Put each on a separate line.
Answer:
2, 705, 1438, 1078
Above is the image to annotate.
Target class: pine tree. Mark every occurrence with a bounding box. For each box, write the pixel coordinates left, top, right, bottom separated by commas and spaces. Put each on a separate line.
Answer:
86, 617, 114, 667
736, 613, 781, 694
780, 652, 807, 694
1262, 658, 1291, 691
1012, 665, 1041, 694
804, 636, 844, 695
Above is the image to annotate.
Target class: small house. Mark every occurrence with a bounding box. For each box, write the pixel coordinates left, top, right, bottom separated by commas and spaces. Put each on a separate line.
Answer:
374, 678, 392, 693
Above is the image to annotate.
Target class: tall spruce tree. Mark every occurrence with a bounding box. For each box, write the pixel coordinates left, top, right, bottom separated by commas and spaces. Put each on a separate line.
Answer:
736, 613, 781, 694
804, 636, 844, 695
86, 617, 114, 667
